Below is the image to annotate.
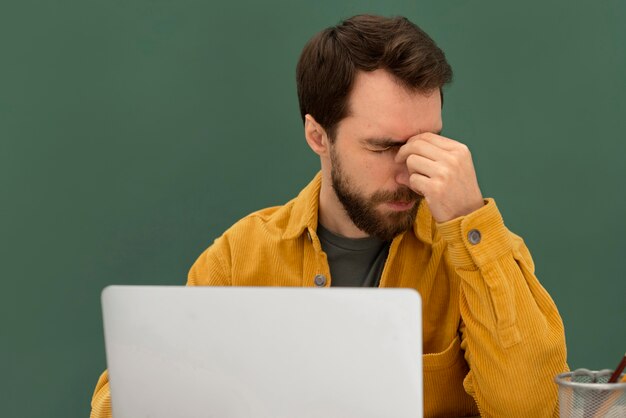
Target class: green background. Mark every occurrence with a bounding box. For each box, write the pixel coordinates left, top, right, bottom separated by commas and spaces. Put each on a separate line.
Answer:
2, 0, 625, 416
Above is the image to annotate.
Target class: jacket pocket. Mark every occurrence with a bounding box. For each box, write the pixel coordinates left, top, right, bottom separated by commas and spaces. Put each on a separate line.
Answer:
423, 336, 465, 371
422, 337, 478, 417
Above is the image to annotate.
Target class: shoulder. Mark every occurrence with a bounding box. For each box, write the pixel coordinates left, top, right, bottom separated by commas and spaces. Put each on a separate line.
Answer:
221, 174, 320, 241
200, 196, 301, 261
223, 198, 298, 240
187, 198, 301, 286
188, 174, 321, 285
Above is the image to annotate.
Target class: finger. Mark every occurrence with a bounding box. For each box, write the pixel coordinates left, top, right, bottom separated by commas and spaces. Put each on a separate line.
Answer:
405, 154, 439, 179
407, 172, 430, 197
414, 132, 459, 151
396, 138, 449, 164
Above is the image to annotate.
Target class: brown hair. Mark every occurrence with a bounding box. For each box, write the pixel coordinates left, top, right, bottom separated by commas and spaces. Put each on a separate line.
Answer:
296, 15, 453, 140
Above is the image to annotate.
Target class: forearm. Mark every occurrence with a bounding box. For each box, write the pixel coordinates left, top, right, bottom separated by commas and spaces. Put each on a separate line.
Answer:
438, 199, 567, 417
458, 255, 566, 417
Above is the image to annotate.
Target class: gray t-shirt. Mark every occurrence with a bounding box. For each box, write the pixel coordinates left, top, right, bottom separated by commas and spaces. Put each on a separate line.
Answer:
317, 223, 391, 287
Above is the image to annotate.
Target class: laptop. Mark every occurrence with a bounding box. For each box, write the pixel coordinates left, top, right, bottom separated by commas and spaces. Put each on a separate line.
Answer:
101, 286, 423, 418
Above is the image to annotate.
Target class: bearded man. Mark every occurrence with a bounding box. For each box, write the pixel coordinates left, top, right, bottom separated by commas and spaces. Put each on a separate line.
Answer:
91, 14, 567, 418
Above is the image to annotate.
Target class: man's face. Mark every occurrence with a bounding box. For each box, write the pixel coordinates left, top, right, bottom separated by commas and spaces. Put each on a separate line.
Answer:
330, 144, 420, 241
328, 69, 443, 241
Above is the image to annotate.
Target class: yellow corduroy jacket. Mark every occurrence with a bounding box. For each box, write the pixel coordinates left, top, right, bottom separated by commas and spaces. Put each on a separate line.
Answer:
91, 173, 567, 418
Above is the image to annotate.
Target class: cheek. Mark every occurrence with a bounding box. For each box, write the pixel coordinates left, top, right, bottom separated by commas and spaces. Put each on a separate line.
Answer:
363, 155, 397, 181
359, 155, 381, 177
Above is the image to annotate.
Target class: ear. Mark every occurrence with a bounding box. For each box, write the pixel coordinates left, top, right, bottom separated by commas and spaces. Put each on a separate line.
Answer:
304, 114, 330, 156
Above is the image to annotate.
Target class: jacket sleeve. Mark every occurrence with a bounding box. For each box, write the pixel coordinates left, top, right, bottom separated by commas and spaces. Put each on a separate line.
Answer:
89, 238, 231, 417
89, 371, 112, 418
436, 198, 568, 418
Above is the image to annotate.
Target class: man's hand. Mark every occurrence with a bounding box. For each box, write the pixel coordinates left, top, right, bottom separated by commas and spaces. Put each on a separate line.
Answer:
395, 133, 484, 223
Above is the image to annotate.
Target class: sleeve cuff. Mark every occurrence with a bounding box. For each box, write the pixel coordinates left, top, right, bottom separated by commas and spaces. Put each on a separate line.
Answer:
436, 198, 513, 269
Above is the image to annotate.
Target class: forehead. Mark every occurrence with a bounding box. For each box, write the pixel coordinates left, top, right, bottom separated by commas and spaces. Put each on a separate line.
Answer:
338, 69, 442, 140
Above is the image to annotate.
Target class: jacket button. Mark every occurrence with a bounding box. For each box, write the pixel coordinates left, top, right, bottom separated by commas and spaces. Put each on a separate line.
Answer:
467, 229, 482, 245
314, 274, 327, 287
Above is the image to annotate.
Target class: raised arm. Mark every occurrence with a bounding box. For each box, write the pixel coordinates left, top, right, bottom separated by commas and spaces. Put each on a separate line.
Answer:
398, 132, 567, 415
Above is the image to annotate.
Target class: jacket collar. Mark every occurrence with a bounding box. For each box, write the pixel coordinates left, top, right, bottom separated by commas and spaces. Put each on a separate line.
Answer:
282, 171, 434, 244
282, 172, 322, 240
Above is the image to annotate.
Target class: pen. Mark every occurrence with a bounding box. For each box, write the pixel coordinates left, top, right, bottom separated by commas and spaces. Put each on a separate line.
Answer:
591, 353, 626, 418
608, 353, 626, 383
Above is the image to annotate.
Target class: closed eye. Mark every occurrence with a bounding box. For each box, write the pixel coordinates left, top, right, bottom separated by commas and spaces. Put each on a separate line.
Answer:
363, 138, 405, 153
370, 144, 401, 153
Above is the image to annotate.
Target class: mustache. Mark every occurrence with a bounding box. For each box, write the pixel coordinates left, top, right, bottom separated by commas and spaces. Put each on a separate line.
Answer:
370, 186, 419, 204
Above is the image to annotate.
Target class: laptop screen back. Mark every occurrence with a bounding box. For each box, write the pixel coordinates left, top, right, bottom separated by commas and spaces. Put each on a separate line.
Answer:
102, 286, 423, 418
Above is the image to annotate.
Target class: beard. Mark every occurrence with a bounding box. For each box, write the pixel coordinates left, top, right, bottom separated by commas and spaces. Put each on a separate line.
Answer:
330, 146, 421, 241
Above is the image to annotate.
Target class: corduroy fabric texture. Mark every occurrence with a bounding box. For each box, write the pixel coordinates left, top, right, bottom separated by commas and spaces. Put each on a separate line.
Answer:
91, 172, 567, 418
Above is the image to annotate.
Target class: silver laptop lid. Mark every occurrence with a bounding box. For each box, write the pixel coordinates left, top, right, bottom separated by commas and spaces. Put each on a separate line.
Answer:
102, 286, 423, 418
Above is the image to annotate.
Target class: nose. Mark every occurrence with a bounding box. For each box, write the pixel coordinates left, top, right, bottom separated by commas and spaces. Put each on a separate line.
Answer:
395, 162, 410, 188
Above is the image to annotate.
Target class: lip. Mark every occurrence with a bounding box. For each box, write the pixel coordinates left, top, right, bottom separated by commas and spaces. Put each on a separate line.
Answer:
385, 201, 415, 211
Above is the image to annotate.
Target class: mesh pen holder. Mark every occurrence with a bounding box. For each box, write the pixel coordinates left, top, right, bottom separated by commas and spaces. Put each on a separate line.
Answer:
555, 369, 626, 418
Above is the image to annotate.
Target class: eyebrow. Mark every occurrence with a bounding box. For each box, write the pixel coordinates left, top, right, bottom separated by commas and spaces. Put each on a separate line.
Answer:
362, 129, 443, 147
363, 138, 407, 148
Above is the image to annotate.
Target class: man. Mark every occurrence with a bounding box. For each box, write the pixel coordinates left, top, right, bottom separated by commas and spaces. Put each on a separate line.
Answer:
91, 15, 567, 417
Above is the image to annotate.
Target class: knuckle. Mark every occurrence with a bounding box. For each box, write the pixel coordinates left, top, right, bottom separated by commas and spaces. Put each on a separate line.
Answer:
439, 165, 451, 180
415, 140, 428, 152
459, 143, 471, 157
431, 182, 442, 196
432, 180, 446, 198
447, 155, 460, 170
409, 174, 424, 194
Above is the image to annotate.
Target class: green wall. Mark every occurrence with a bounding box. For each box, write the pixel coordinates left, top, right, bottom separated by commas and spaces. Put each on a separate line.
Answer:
2, 0, 625, 416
